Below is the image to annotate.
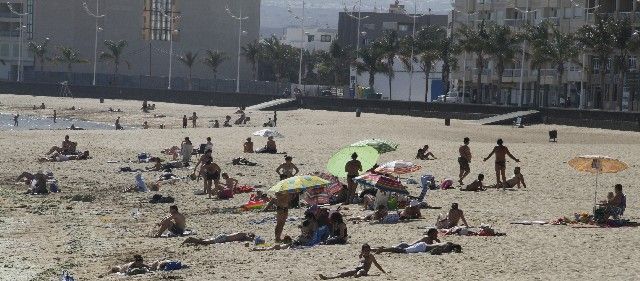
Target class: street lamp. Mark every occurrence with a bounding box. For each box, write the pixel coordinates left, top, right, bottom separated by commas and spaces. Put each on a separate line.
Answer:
7, 2, 29, 82
158, 4, 180, 90
226, 5, 249, 93
82, 1, 105, 86
288, 0, 306, 86
405, 1, 428, 101
343, 0, 370, 87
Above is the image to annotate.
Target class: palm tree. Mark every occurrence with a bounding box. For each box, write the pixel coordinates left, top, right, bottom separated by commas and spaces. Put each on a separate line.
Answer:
53, 47, 89, 78
523, 22, 551, 107
577, 17, 615, 109
99, 40, 129, 75
241, 40, 261, 80
457, 22, 491, 103
401, 26, 446, 102
202, 49, 227, 80
609, 18, 639, 111
378, 31, 400, 100
178, 51, 199, 90
353, 42, 387, 90
543, 25, 580, 107
27, 38, 50, 72
486, 23, 520, 105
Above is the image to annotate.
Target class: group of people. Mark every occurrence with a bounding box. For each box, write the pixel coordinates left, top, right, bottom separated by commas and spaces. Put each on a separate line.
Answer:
244, 136, 278, 154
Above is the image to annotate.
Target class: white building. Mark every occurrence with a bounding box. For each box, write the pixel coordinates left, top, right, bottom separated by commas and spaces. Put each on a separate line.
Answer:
350, 57, 444, 102
282, 26, 337, 52
0, 1, 34, 80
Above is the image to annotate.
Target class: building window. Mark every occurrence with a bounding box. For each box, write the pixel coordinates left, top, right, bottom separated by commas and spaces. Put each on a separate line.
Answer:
143, 0, 179, 41
320, 34, 331, 42
630, 56, 637, 70
382, 21, 397, 30
307, 34, 315, 42
398, 24, 410, 32
0, 44, 9, 57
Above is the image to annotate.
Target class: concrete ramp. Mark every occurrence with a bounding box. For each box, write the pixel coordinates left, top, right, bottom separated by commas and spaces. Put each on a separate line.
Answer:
471, 110, 540, 125
246, 98, 296, 111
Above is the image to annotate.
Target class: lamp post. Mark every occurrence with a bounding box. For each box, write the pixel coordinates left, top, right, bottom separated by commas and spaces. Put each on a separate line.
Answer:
288, 0, 306, 86
7, 1, 29, 82
405, 1, 428, 101
343, 0, 370, 87
159, 2, 180, 90
512, 1, 534, 107
82, 1, 105, 86
226, 5, 249, 93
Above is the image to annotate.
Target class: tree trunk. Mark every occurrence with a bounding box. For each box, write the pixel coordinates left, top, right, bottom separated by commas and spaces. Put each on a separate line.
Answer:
368, 72, 375, 89
556, 67, 564, 107
476, 55, 484, 104
388, 75, 393, 101
618, 70, 625, 111
188, 68, 193, 90
535, 68, 542, 107
496, 66, 504, 105
39, 58, 44, 72
424, 63, 432, 103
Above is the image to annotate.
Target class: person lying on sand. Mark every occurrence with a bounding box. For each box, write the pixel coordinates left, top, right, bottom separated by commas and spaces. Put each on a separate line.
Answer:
146, 158, 163, 171
486, 167, 526, 189
155, 205, 186, 237
348, 204, 388, 223
436, 203, 469, 229
109, 255, 150, 274
39, 151, 90, 162
182, 232, 255, 246
251, 236, 294, 251
375, 228, 440, 254
162, 146, 181, 161
46, 135, 73, 155
460, 174, 488, 191
376, 242, 462, 255
319, 244, 385, 280
16, 171, 49, 192
399, 200, 422, 220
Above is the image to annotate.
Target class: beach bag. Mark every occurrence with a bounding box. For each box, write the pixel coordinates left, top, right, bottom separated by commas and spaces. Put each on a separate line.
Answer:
135, 174, 147, 192
440, 179, 454, 190
162, 261, 183, 271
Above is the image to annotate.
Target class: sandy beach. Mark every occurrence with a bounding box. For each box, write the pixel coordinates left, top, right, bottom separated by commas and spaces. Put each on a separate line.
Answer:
0, 94, 638, 281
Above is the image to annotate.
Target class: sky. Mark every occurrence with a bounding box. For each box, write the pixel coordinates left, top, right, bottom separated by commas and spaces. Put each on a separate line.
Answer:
261, 0, 451, 32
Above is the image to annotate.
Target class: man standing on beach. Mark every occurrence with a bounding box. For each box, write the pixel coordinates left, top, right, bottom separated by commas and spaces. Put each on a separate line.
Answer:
483, 139, 519, 187
458, 137, 471, 185
53, 110, 57, 123
13, 114, 19, 126
344, 153, 363, 205
191, 112, 198, 128
182, 115, 188, 128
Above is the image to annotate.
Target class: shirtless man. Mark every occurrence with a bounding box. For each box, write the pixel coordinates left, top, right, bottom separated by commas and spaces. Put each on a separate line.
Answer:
437, 203, 469, 229
375, 228, 441, 254
319, 244, 385, 280
155, 205, 186, 237
181, 232, 255, 246
483, 139, 519, 187
461, 174, 487, 191
344, 153, 363, 205
244, 137, 254, 153
109, 255, 150, 274
46, 135, 73, 155
273, 192, 290, 242
458, 137, 472, 185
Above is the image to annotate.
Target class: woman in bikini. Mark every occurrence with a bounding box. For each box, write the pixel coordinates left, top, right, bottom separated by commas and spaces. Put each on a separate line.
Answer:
319, 244, 385, 280
199, 159, 221, 199
276, 156, 299, 180
274, 192, 290, 242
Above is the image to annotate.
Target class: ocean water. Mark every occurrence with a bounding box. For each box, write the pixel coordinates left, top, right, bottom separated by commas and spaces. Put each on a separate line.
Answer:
0, 113, 123, 131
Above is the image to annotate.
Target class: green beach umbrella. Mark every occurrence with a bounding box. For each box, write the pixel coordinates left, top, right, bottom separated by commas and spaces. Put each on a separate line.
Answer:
350, 139, 398, 154
327, 146, 379, 178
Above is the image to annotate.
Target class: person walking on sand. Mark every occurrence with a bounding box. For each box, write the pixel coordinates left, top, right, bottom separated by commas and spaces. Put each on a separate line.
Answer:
191, 112, 198, 128
155, 205, 186, 237
182, 115, 188, 128
458, 137, 472, 185
319, 244, 385, 280
483, 139, 519, 187
53, 110, 57, 123
13, 114, 19, 126
344, 153, 363, 205
273, 192, 290, 242
115, 117, 123, 130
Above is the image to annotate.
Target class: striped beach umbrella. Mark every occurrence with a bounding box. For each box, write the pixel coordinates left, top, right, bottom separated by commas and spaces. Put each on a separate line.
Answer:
354, 173, 409, 195
375, 160, 422, 175
350, 139, 398, 154
268, 175, 330, 194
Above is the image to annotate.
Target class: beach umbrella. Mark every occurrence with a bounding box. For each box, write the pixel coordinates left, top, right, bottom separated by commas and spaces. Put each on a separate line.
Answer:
327, 146, 379, 178
268, 175, 330, 194
351, 139, 398, 154
253, 129, 283, 138
375, 160, 422, 175
303, 172, 344, 205
354, 173, 409, 195
568, 155, 628, 209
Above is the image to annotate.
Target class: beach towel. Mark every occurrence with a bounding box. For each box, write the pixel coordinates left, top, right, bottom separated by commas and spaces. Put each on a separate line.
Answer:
218, 189, 234, 199
161, 261, 183, 271
234, 185, 255, 193
242, 200, 267, 211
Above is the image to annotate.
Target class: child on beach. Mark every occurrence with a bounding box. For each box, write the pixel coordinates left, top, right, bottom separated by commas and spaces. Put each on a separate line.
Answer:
319, 244, 385, 280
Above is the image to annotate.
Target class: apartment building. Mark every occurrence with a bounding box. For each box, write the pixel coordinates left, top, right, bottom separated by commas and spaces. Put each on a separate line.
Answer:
8, 0, 260, 85
449, 0, 639, 110
282, 26, 338, 52
0, 0, 33, 80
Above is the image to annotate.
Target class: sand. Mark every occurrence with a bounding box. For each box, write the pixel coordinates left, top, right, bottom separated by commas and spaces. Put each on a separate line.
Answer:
0, 94, 638, 281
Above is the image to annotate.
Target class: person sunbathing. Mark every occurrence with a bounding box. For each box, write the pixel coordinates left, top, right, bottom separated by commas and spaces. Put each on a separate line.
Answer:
256, 136, 277, 154
436, 203, 469, 229
218, 173, 238, 191
146, 158, 163, 171
251, 236, 294, 251
40, 150, 90, 162
243, 138, 254, 153
348, 205, 389, 223
162, 146, 180, 161
319, 244, 385, 280
46, 135, 73, 155
109, 255, 150, 274
415, 145, 437, 160
182, 232, 255, 246
375, 228, 440, 254
399, 200, 422, 220
324, 212, 348, 245
16, 171, 49, 194
376, 242, 462, 255
487, 167, 526, 189
154, 205, 186, 237
460, 174, 488, 191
